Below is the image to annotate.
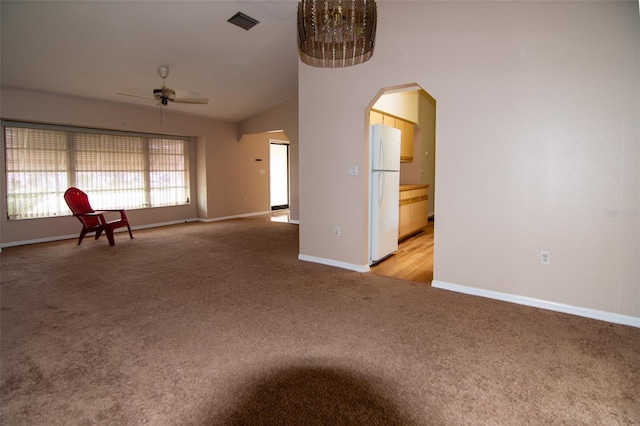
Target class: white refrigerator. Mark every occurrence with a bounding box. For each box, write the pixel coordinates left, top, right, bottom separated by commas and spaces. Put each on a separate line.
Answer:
369, 123, 401, 264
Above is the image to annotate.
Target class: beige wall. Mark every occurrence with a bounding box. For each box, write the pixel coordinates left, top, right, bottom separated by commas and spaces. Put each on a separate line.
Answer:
235, 132, 279, 214
240, 97, 299, 221
298, 1, 639, 318
0, 88, 294, 245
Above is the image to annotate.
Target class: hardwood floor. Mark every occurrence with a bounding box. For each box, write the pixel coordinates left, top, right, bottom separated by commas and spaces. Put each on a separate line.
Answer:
269, 209, 290, 223
370, 220, 434, 284
269, 209, 433, 284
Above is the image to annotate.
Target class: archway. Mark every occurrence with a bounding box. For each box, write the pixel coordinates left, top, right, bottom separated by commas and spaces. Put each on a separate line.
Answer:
366, 83, 437, 283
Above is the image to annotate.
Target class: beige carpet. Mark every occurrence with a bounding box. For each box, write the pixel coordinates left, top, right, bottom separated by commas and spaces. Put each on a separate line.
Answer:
1, 217, 639, 425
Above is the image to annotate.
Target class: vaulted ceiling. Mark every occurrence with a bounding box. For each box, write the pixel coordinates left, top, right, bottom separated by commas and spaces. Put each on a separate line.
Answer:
1, 1, 299, 122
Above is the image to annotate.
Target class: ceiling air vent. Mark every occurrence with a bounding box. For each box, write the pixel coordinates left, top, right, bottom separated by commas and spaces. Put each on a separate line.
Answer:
227, 12, 260, 31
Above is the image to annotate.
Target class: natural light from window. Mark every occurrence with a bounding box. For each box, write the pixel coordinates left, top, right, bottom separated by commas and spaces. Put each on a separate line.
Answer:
3, 122, 191, 220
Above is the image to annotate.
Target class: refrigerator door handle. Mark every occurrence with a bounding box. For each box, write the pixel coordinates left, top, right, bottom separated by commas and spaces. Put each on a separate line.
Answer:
378, 136, 384, 170
378, 172, 384, 207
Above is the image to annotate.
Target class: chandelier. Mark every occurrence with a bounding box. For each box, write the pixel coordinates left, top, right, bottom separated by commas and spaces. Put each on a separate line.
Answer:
297, 0, 377, 68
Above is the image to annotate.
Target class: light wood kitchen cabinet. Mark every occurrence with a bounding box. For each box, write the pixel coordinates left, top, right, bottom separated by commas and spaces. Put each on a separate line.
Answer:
370, 109, 414, 163
399, 120, 414, 162
399, 185, 429, 240
370, 110, 384, 125
383, 114, 395, 128
399, 190, 412, 237
410, 187, 429, 231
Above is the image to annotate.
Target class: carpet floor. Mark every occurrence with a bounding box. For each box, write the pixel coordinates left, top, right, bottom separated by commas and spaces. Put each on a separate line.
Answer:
1, 218, 639, 425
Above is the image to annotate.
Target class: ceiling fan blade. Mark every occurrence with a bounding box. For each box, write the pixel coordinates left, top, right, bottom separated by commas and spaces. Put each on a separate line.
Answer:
117, 92, 156, 101
172, 97, 209, 104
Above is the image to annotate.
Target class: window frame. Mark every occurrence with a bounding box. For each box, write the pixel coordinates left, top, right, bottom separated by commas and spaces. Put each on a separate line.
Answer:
3, 121, 192, 220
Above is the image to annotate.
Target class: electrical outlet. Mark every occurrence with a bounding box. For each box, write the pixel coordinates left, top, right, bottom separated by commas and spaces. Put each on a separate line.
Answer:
333, 226, 341, 236
540, 251, 551, 265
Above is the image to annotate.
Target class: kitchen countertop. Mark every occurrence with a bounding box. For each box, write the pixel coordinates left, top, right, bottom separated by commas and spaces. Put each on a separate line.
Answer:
400, 184, 429, 191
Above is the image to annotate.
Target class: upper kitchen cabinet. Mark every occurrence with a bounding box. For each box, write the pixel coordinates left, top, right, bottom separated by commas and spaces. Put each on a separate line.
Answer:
370, 110, 384, 125
370, 109, 414, 162
383, 114, 395, 128
398, 119, 414, 163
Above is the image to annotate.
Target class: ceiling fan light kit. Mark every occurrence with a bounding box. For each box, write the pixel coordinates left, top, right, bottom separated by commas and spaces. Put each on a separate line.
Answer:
153, 87, 175, 106
297, 0, 377, 68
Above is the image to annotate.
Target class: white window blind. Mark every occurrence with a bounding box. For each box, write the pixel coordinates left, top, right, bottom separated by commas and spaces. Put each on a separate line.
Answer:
3, 122, 190, 220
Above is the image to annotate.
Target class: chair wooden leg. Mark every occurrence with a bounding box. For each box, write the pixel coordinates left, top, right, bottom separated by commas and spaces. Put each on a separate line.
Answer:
105, 228, 115, 246
78, 228, 88, 245
127, 225, 134, 239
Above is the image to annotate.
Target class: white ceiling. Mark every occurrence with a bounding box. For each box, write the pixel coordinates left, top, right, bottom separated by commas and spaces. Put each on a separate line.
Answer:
1, 1, 299, 122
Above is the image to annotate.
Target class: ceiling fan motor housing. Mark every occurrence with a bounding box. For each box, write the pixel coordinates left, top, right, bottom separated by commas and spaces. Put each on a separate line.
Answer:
154, 87, 176, 104
116, 66, 207, 107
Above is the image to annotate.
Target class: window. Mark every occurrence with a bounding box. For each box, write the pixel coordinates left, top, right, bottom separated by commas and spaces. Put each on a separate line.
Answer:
3, 122, 190, 220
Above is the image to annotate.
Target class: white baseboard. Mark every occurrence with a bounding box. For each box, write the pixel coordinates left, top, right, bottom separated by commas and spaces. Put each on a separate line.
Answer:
0, 212, 274, 249
0, 219, 199, 249
133, 219, 199, 229
298, 254, 370, 273
0, 212, 275, 248
0, 233, 80, 249
197, 211, 271, 222
289, 219, 300, 225
432, 280, 640, 329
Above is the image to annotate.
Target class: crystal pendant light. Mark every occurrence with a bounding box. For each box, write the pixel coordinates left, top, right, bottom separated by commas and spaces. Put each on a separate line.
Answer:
297, 0, 377, 68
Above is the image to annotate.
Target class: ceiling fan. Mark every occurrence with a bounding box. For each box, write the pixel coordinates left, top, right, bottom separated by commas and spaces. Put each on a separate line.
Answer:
117, 66, 209, 106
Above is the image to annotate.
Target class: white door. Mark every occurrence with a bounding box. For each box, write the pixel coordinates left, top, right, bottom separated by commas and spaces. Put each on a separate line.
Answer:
270, 142, 289, 209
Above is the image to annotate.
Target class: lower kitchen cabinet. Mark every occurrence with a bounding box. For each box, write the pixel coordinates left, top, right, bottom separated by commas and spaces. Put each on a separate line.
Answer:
399, 185, 429, 240
399, 193, 412, 237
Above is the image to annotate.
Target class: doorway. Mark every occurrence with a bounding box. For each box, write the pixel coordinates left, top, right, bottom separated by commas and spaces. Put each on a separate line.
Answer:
269, 140, 289, 211
367, 84, 436, 284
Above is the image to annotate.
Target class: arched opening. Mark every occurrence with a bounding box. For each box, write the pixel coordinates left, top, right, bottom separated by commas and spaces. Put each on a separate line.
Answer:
366, 83, 436, 283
